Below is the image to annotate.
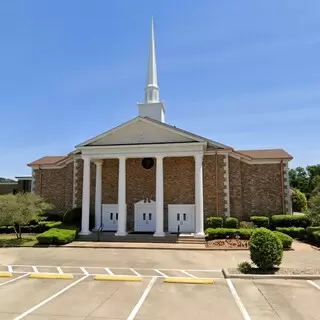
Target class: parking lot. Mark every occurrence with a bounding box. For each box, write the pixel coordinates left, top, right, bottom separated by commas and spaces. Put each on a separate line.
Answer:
0, 264, 319, 319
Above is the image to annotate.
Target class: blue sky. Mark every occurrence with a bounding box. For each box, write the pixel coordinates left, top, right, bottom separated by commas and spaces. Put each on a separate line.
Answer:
1, 1, 320, 179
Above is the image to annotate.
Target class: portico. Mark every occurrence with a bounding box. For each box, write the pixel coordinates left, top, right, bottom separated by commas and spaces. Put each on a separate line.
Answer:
79, 142, 206, 238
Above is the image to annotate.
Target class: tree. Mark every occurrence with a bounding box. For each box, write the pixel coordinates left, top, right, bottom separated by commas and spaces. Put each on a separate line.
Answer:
307, 193, 320, 226
292, 188, 308, 213
0, 193, 52, 239
0, 177, 16, 183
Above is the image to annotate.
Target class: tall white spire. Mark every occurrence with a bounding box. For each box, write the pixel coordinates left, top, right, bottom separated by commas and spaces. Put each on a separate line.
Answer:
145, 17, 160, 103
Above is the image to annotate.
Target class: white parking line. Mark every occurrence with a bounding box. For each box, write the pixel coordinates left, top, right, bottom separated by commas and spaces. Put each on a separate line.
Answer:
105, 268, 114, 275
126, 277, 157, 320
181, 270, 197, 278
7, 265, 13, 273
130, 268, 142, 277
80, 267, 89, 276
56, 267, 63, 274
32, 266, 38, 273
154, 269, 167, 277
307, 280, 320, 290
226, 279, 251, 320
0, 273, 29, 287
13, 275, 89, 320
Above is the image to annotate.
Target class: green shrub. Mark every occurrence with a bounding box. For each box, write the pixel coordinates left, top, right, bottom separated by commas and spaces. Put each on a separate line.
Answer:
238, 261, 252, 274
306, 226, 320, 242
313, 231, 320, 246
292, 188, 308, 213
307, 193, 320, 226
205, 228, 253, 240
250, 216, 269, 228
275, 227, 305, 239
239, 221, 255, 229
224, 217, 239, 228
249, 228, 283, 270
271, 214, 311, 229
36, 228, 77, 245
206, 217, 223, 229
63, 207, 94, 230
273, 231, 293, 249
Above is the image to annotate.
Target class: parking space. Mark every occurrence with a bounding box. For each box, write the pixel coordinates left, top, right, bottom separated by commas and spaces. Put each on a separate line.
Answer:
0, 265, 319, 319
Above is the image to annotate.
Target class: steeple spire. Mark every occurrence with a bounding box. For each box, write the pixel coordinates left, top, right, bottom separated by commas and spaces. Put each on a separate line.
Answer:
145, 17, 159, 103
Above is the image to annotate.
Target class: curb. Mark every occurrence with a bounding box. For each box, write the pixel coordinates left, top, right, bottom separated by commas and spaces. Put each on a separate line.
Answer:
222, 268, 320, 280
29, 273, 74, 279
94, 275, 142, 282
164, 277, 214, 284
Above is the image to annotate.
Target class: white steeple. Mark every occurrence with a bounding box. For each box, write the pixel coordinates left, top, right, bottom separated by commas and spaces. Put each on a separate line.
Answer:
138, 18, 166, 122
145, 17, 159, 103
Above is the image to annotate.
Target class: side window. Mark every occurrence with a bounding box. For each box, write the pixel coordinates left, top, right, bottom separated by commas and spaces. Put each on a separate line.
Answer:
116, 213, 118, 220
183, 213, 187, 221
110, 212, 113, 220
149, 213, 152, 220
177, 213, 180, 221
143, 213, 146, 220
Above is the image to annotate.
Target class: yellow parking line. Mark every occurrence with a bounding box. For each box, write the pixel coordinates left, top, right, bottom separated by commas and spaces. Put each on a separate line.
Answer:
164, 277, 214, 284
29, 273, 74, 279
0, 272, 12, 277
94, 275, 142, 282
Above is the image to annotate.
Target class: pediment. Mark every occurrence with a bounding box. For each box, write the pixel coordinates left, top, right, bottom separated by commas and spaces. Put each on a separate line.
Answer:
77, 117, 199, 147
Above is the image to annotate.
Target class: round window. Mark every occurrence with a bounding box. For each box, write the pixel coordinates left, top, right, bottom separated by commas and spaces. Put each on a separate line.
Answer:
141, 157, 154, 170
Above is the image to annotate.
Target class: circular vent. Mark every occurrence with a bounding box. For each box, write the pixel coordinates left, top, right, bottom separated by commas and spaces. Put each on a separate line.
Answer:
141, 157, 154, 170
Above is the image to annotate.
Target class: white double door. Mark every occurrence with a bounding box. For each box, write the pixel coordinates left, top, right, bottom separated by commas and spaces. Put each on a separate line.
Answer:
168, 204, 195, 233
102, 204, 118, 231
134, 203, 156, 232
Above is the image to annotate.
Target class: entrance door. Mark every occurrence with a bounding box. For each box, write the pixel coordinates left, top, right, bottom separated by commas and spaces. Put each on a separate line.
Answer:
168, 204, 195, 233
102, 204, 118, 231
134, 200, 156, 232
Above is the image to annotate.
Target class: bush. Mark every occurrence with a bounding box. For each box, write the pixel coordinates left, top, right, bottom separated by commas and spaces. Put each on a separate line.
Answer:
205, 228, 253, 240
292, 188, 308, 213
306, 226, 320, 242
313, 231, 320, 246
275, 227, 305, 240
250, 216, 269, 228
239, 221, 256, 229
249, 228, 283, 270
270, 214, 311, 229
63, 207, 95, 230
307, 193, 320, 226
36, 228, 77, 245
238, 261, 252, 274
224, 217, 238, 228
206, 217, 223, 229
273, 231, 293, 249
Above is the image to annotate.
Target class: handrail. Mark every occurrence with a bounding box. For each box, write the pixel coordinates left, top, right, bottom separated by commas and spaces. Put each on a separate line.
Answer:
97, 210, 104, 242
177, 225, 180, 239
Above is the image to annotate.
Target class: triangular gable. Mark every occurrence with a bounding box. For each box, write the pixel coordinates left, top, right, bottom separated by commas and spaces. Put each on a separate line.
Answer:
76, 117, 203, 147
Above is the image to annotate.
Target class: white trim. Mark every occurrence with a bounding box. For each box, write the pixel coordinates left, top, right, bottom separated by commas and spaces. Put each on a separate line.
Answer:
224, 155, 230, 217
76, 116, 210, 148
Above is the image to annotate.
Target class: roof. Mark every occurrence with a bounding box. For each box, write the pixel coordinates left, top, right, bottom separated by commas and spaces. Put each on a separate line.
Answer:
236, 149, 293, 160
27, 156, 69, 167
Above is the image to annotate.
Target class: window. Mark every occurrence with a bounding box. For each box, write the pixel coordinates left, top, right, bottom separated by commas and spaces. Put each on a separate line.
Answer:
143, 213, 146, 220
110, 212, 113, 220
116, 213, 118, 220
183, 213, 187, 221
149, 213, 152, 220
177, 213, 180, 221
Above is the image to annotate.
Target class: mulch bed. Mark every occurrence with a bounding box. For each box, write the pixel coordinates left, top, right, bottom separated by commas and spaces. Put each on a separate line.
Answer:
228, 267, 320, 276
205, 239, 249, 249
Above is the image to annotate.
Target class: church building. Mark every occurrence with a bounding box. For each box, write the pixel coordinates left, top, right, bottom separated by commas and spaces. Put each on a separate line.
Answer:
28, 20, 293, 238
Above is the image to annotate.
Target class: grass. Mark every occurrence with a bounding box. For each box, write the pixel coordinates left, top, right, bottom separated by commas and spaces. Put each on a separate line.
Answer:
0, 234, 38, 247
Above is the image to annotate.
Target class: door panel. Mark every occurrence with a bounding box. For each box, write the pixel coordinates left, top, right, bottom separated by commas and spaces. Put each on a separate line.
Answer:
134, 205, 156, 232
102, 205, 118, 231
168, 205, 195, 233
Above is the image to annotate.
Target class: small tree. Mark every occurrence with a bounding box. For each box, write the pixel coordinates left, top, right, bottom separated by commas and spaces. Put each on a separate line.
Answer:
307, 193, 320, 226
0, 193, 52, 239
292, 188, 308, 213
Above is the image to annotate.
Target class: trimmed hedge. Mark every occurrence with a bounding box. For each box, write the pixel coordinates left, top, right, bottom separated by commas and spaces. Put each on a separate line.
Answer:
36, 228, 77, 245
206, 217, 223, 229
275, 227, 305, 240
306, 226, 320, 243
249, 228, 283, 270
205, 228, 253, 240
273, 231, 293, 249
313, 231, 320, 246
250, 216, 269, 228
271, 214, 311, 229
224, 217, 239, 229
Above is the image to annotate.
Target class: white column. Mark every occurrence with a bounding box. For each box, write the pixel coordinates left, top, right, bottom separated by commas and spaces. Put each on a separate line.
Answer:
80, 156, 91, 235
94, 160, 103, 230
154, 155, 165, 237
195, 153, 205, 238
116, 156, 127, 236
